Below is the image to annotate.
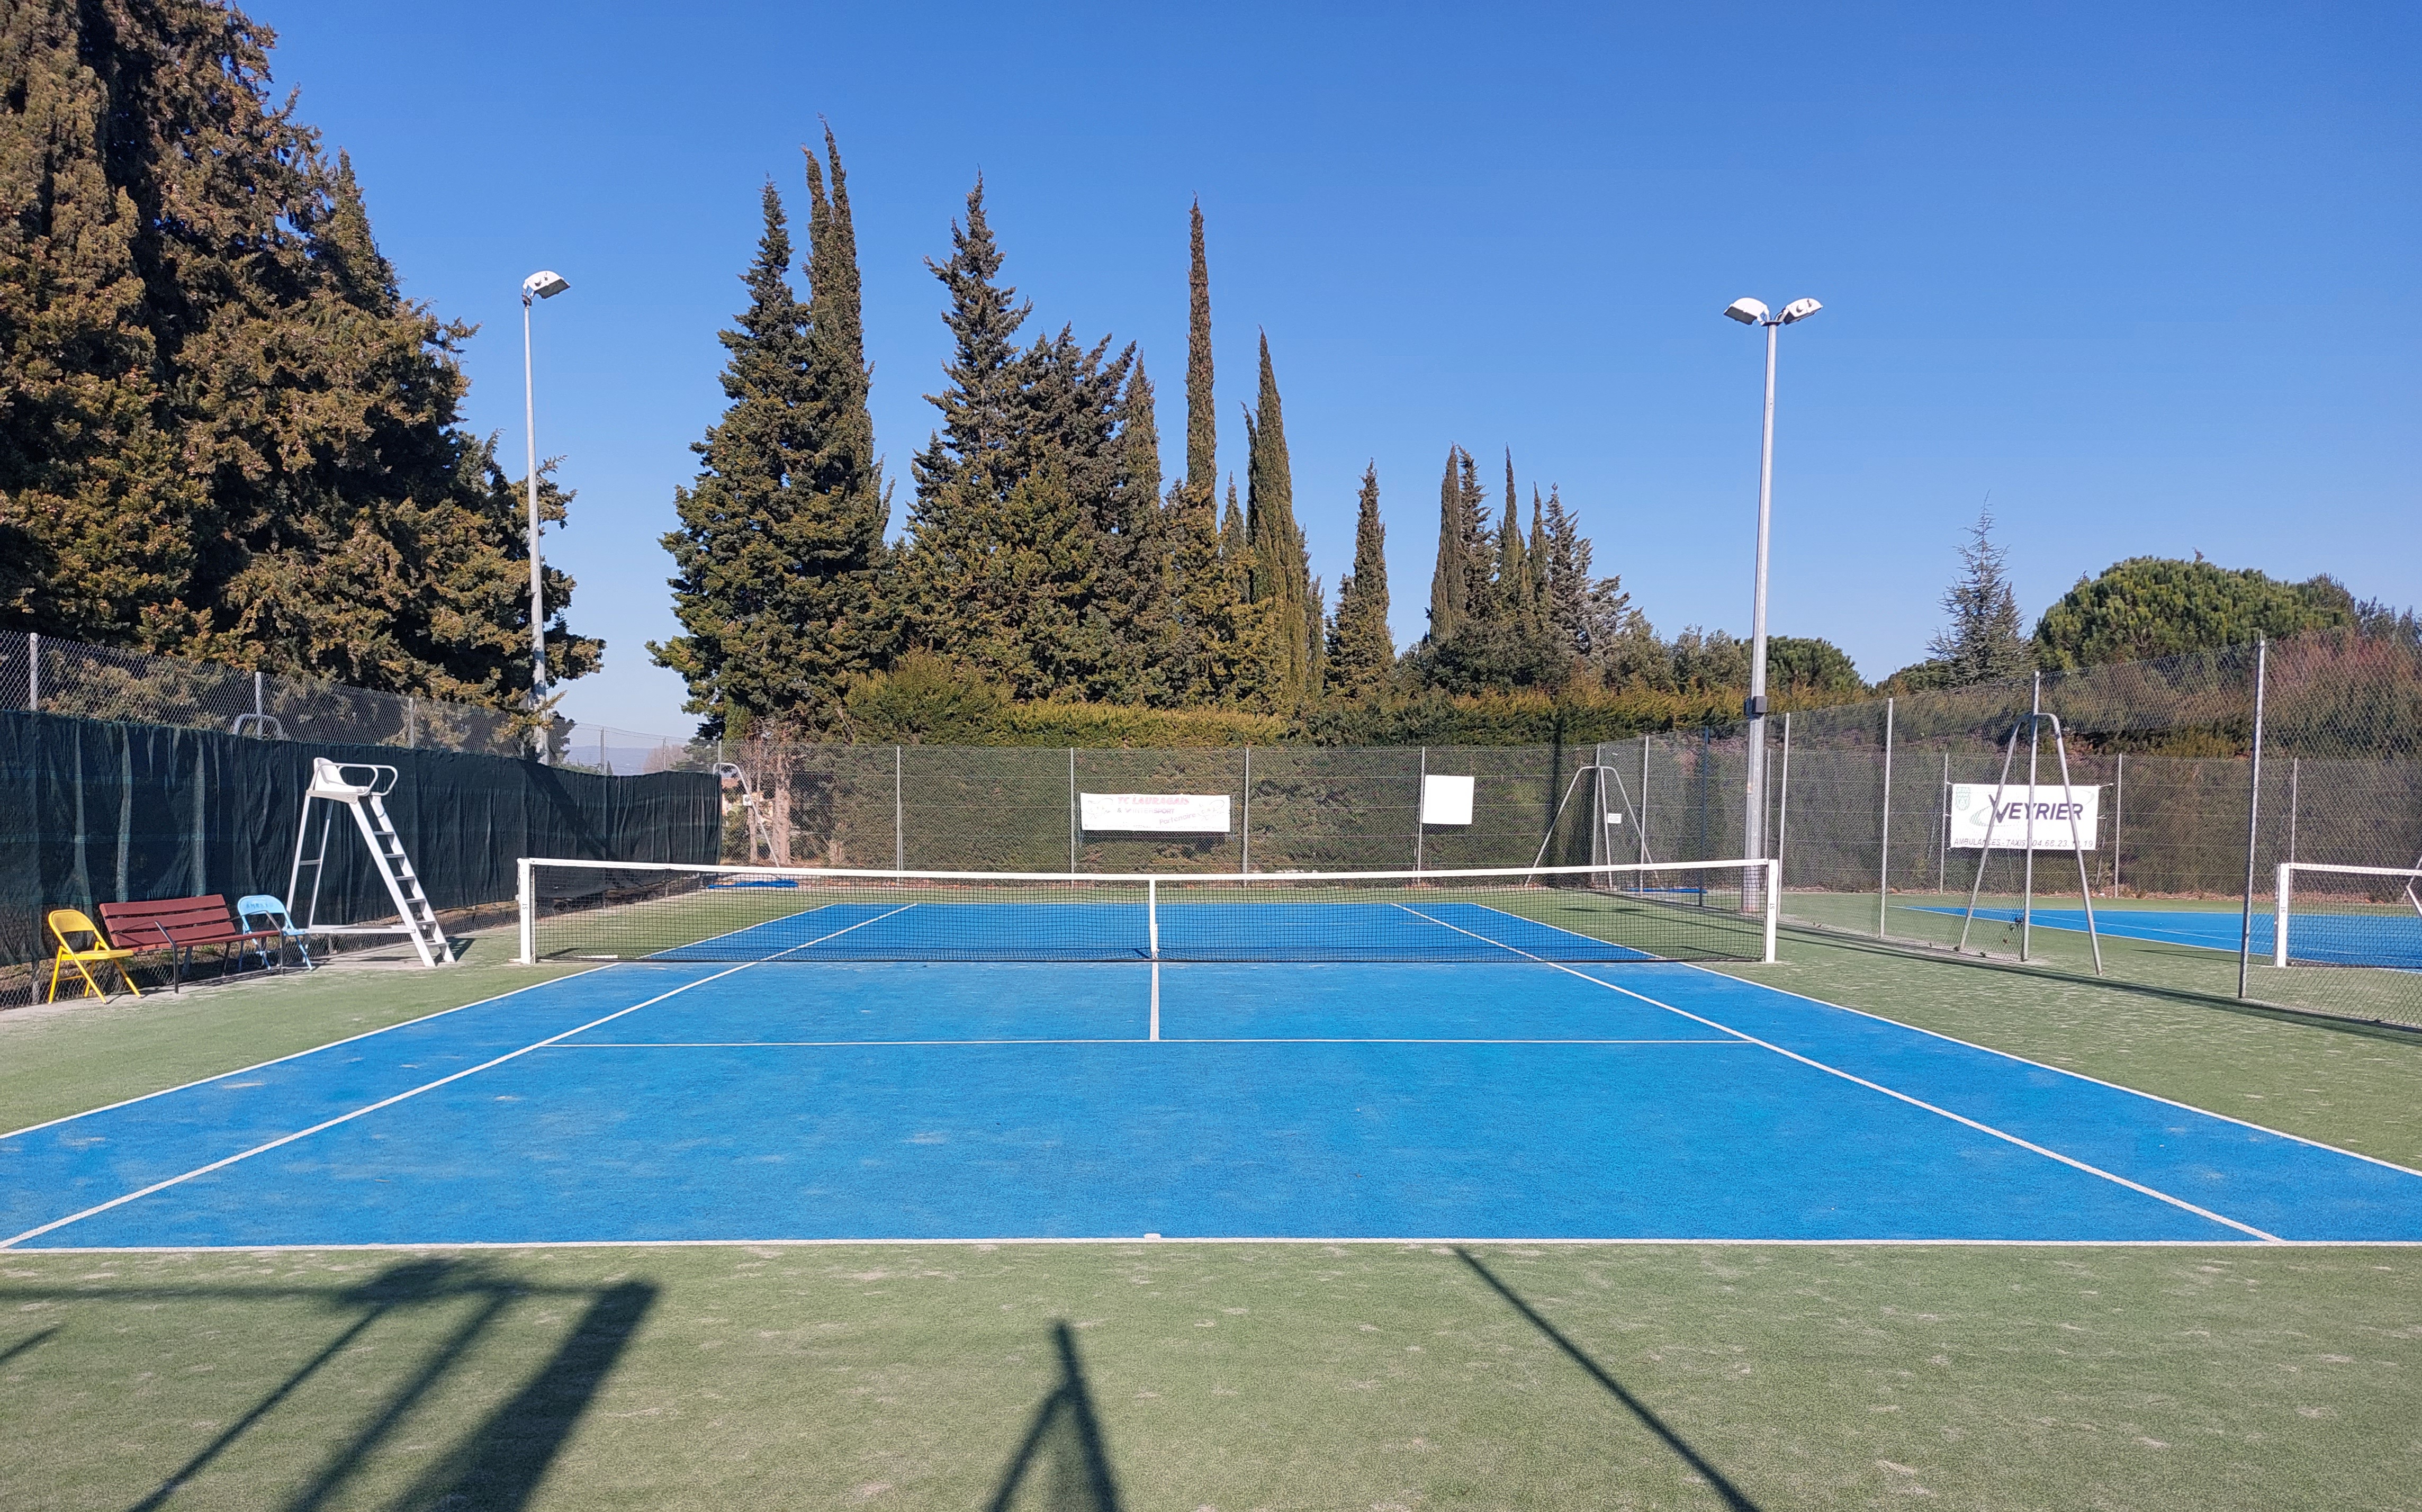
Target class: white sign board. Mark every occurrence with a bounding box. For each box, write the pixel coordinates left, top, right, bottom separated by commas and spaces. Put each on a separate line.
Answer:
1077, 793, 1232, 833
1420, 774, 1475, 826
1948, 783, 2102, 850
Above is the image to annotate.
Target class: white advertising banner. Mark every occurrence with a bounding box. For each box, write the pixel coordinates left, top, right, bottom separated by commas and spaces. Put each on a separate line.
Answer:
1421, 774, 1476, 826
1948, 783, 2102, 850
1077, 793, 1232, 833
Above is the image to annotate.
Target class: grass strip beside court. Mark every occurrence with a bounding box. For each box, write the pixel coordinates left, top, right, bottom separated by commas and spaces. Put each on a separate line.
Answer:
1, 1242, 2414, 1510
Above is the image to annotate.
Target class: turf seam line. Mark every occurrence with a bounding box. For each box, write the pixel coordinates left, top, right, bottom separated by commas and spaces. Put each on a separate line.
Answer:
1399, 905, 2285, 1242
0, 907, 916, 1250
0, 961, 619, 1146
1680, 955, 2422, 1182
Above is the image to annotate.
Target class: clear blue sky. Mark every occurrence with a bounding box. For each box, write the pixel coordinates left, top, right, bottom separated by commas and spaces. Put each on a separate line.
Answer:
254, 0, 2418, 739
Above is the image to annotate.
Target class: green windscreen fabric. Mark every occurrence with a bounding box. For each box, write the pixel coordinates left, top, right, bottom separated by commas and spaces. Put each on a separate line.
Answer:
0, 708, 718, 979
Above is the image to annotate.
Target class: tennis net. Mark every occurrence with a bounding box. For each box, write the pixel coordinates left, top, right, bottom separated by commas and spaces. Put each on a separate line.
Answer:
516, 859, 1779, 965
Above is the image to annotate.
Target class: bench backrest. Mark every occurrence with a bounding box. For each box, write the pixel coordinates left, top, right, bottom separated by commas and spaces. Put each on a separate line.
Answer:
98, 895, 241, 948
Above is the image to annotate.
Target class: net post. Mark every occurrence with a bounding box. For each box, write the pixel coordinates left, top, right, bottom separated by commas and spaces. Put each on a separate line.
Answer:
516, 857, 535, 965
1763, 859, 1779, 964
1147, 876, 1159, 959
2273, 862, 2290, 967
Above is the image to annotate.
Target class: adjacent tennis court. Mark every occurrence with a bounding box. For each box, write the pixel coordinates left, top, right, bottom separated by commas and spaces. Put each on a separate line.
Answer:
7, 886, 2420, 1248
1916, 904, 2422, 970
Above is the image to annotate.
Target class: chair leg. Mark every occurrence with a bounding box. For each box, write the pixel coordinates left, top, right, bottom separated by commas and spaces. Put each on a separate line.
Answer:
116, 958, 140, 998
71, 956, 106, 1001
47, 955, 65, 1004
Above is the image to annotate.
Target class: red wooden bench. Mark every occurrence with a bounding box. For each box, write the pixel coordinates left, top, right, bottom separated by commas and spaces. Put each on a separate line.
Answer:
96, 895, 285, 993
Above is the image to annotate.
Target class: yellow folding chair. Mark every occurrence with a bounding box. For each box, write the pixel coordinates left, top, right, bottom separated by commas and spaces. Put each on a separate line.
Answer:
48, 908, 141, 1002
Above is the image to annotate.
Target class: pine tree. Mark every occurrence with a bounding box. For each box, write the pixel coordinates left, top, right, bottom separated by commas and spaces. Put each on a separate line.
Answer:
0, 1, 597, 711
652, 183, 822, 734
1928, 508, 2034, 685
1326, 462, 1395, 694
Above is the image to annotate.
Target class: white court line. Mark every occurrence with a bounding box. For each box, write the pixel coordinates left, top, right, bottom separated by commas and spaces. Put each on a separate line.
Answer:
31, 1235, 2422, 1255
1682, 951, 2422, 1182
545, 1037, 1751, 1048
0, 964, 614, 1145
0, 906, 917, 1251
1395, 903, 2283, 1243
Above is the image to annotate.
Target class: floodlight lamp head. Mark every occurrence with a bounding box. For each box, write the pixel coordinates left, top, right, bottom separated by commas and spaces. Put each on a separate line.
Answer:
1778, 297, 1823, 324
1724, 297, 1770, 325
521, 269, 570, 303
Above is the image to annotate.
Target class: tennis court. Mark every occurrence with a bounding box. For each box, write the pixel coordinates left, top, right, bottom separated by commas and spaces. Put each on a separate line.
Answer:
6, 871, 2421, 1249
1915, 904, 2422, 970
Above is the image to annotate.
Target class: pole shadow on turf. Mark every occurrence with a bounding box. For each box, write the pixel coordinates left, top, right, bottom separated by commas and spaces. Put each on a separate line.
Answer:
985, 1320, 1126, 1512
1455, 1247, 1765, 1512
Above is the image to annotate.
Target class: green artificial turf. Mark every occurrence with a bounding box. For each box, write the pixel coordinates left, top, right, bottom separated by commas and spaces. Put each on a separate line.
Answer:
2, 1243, 2417, 1510
6, 918, 2422, 1507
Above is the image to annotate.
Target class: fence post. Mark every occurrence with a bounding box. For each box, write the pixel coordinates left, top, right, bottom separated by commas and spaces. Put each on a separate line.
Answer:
1415, 746, 1427, 871
2237, 638, 2268, 998
1775, 713, 1793, 883
2287, 755, 2299, 865
1241, 746, 1253, 875
1638, 734, 1651, 866
894, 744, 904, 871
406, 695, 417, 748
1937, 751, 1951, 893
1877, 697, 1894, 937
25, 631, 37, 711
1068, 748, 1078, 873
2112, 752, 2124, 895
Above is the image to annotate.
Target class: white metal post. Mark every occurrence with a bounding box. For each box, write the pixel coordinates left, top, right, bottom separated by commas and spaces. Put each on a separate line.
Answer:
2022, 674, 2041, 960
893, 744, 904, 870
1742, 317, 1779, 892
2273, 862, 2291, 967
2237, 638, 2268, 998
523, 294, 547, 764
1147, 876, 1159, 960
1638, 734, 1652, 866
1068, 748, 1078, 872
1937, 752, 1951, 893
1762, 859, 1779, 964
25, 631, 37, 711
516, 857, 535, 965
1877, 697, 1894, 938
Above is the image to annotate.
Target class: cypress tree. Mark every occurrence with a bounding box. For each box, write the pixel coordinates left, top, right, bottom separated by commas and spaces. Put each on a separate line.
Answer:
1241, 332, 1310, 703
1326, 462, 1395, 694
0, 0, 597, 710
1161, 202, 1227, 700
1496, 450, 1536, 629
1184, 200, 1216, 496
1427, 449, 1465, 642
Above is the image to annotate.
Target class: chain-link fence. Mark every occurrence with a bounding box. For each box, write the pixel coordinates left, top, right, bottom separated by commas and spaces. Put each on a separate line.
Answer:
0, 629, 531, 754
1762, 629, 2422, 1029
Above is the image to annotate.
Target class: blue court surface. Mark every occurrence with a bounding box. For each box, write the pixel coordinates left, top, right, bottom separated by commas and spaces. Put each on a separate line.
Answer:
1916, 905, 2422, 970
5, 953, 2420, 1249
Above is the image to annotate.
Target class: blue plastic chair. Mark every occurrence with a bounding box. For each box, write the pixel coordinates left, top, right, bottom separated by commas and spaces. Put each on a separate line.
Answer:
235, 894, 313, 972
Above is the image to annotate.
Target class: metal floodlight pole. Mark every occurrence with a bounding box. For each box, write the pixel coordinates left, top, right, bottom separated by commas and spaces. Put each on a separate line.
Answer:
520, 269, 569, 764
1722, 295, 1820, 908
2237, 637, 2268, 998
